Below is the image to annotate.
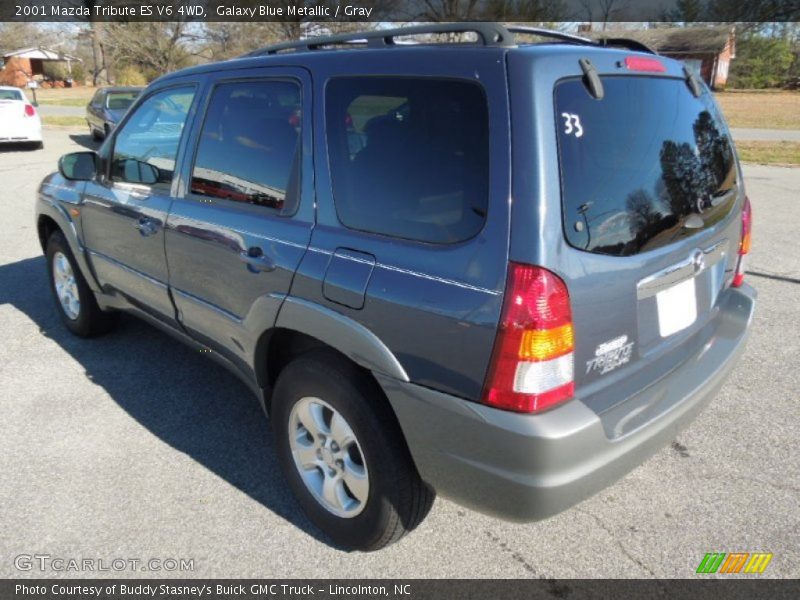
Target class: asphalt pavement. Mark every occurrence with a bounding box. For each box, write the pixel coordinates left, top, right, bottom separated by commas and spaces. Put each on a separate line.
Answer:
0, 129, 797, 578
35, 105, 87, 118
729, 128, 800, 142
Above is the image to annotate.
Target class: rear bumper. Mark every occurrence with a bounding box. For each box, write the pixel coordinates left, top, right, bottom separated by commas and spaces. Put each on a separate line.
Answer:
378, 284, 756, 521
0, 122, 42, 143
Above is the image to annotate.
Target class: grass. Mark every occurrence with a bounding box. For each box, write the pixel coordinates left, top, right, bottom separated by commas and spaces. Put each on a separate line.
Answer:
735, 141, 800, 166
42, 116, 87, 128
715, 90, 800, 130
26, 86, 96, 107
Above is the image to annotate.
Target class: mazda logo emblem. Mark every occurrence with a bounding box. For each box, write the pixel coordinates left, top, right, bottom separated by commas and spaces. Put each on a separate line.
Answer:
693, 250, 705, 273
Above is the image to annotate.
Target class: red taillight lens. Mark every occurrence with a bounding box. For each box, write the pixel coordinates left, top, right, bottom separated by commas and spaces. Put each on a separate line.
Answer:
24, 104, 36, 117
624, 56, 666, 73
732, 196, 752, 288
482, 263, 574, 413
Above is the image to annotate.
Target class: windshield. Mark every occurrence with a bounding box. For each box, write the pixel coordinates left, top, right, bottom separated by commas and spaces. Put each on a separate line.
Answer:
0, 89, 23, 101
555, 76, 737, 257
106, 91, 140, 111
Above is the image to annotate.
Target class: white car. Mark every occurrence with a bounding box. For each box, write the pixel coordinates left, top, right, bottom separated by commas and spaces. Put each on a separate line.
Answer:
0, 86, 43, 149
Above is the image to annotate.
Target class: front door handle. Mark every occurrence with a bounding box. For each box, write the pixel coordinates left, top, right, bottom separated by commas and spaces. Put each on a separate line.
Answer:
239, 246, 276, 273
134, 217, 158, 237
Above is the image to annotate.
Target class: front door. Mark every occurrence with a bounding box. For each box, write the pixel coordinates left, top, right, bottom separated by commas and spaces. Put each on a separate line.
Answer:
165, 68, 314, 369
81, 84, 198, 322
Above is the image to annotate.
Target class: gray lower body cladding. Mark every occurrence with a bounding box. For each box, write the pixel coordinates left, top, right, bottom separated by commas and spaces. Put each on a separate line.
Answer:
377, 284, 756, 521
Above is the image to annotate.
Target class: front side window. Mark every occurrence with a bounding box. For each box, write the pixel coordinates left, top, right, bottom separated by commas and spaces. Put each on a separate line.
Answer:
326, 77, 489, 244
190, 80, 301, 213
110, 86, 195, 191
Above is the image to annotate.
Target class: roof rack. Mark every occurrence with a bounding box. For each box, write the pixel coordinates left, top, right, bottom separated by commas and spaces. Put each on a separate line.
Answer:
245, 23, 515, 56
244, 23, 658, 57
595, 37, 657, 54
504, 26, 596, 46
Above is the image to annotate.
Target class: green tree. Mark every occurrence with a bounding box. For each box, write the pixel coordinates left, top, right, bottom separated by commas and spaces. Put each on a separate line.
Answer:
729, 34, 795, 88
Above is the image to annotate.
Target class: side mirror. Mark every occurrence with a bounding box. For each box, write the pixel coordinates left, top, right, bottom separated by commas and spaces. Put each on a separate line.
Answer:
59, 152, 98, 181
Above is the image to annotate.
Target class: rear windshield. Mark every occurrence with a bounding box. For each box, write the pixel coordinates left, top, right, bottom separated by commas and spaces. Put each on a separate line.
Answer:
106, 91, 140, 111
0, 89, 23, 101
555, 76, 737, 257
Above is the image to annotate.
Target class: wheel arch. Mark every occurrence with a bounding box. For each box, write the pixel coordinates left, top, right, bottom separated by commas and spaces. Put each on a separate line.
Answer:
254, 297, 409, 410
37, 214, 60, 253
37, 205, 102, 293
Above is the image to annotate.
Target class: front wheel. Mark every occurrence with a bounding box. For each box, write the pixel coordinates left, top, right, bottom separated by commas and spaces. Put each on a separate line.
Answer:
46, 231, 116, 337
272, 353, 434, 551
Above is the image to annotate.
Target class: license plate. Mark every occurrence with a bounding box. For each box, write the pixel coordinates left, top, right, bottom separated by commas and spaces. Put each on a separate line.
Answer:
656, 277, 697, 337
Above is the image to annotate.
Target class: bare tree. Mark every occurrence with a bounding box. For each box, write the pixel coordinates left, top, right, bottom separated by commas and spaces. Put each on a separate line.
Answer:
579, 0, 627, 30
483, 0, 570, 21
0, 23, 52, 54
415, 0, 484, 21
104, 22, 191, 78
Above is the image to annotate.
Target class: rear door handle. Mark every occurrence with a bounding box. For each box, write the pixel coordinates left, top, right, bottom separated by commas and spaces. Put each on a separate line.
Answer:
134, 217, 158, 237
239, 246, 276, 273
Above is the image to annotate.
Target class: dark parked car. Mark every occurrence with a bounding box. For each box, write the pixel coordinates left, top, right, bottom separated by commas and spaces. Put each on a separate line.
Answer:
37, 24, 755, 551
86, 86, 142, 140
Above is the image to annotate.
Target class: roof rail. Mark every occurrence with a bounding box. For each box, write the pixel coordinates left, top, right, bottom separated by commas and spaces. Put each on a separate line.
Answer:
595, 37, 657, 55
504, 26, 596, 47
243, 23, 658, 57
245, 23, 515, 57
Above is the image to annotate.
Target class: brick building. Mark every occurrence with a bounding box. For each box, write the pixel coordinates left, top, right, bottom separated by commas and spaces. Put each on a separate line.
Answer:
0, 48, 81, 87
592, 26, 736, 89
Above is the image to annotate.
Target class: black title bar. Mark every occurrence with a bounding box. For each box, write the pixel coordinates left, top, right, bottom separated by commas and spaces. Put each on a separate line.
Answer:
2, 0, 799, 23
4, 579, 800, 600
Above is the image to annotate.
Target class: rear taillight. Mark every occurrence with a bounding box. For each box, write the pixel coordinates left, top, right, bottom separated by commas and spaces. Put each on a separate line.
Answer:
732, 196, 752, 287
24, 104, 36, 117
482, 263, 574, 413
624, 56, 666, 73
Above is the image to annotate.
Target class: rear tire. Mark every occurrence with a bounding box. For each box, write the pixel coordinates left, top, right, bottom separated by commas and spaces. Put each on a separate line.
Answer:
271, 352, 434, 551
46, 230, 117, 337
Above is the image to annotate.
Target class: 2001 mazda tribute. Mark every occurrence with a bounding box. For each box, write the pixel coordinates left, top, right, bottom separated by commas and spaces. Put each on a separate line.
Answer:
35, 23, 755, 550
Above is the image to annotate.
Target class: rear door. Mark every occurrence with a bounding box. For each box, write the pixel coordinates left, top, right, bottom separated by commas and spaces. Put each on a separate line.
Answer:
509, 50, 743, 414
82, 83, 198, 322
164, 67, 314, 370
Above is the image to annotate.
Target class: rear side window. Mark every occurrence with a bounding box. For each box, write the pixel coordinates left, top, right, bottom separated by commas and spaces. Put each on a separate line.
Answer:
106, 91, 139, 111
556, 76, 737, 256
190, 80, 301, 214
326, 77, 489, 244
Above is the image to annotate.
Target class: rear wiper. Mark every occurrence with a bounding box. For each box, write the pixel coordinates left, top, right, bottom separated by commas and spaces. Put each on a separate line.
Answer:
579, 58, 604, 100
684, 66, 703, 97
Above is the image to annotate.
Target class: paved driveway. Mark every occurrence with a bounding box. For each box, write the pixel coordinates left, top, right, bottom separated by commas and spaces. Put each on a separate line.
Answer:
1, 129, 798, 578
730, 128, 800, 142
35, 104, 86, 118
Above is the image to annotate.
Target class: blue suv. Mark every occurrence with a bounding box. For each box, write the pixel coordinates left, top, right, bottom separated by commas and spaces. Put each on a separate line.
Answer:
36, 24, 755, 550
